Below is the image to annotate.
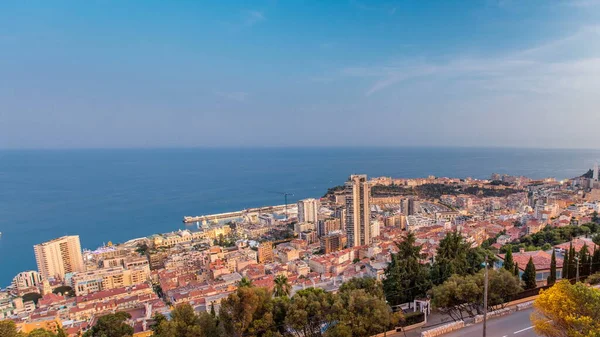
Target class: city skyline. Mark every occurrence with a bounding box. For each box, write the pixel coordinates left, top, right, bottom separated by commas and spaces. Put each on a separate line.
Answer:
1, 1, 600, 149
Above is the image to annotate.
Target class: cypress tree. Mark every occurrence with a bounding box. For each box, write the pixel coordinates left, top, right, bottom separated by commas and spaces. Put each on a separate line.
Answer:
592, 246, 600, 274
514, 262, 520, 277
522, 257, 537, 290
568, 244, 577, 280
504, 248, 514, 272
548, 250, 557, 285
580, 244, 591, 277
562, 248, 570, 280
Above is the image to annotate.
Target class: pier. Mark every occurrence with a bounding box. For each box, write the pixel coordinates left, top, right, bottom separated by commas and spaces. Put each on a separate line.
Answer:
183, 204, 288, 224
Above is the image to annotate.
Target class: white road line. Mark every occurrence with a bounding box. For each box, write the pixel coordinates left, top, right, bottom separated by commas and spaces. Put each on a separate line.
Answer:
502, 335, 508, 337
514, 326, 534, 334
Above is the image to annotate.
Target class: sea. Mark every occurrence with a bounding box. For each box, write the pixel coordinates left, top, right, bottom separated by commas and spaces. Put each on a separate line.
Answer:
1, 147, 599, 287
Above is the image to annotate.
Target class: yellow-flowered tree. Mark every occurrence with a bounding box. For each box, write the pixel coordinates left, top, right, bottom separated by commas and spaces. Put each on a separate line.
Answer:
532, 280, 600, 337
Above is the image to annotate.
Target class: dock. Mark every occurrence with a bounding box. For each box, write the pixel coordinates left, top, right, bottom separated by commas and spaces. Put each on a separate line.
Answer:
183, 204, 288, 224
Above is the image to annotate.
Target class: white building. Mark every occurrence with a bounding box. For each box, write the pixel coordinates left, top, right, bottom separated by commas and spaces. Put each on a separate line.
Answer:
297, 198, 320, 225
34, 235, 85, 280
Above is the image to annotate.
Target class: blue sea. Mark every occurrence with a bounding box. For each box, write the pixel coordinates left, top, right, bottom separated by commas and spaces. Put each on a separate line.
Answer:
1, 147, 599, 286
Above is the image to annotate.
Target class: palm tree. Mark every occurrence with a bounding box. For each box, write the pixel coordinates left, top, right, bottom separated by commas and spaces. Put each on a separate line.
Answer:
273, 274, 291, 297
238, 276, 253, 288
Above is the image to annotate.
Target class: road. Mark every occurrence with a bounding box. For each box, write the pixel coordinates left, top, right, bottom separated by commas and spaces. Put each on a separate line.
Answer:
395, 307, 539, 337
438, 308, 538, 337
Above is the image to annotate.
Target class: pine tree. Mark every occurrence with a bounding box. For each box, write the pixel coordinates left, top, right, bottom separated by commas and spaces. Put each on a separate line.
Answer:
504, 248, 514, 272
522, 257, 537, 290
562, 248, 570, 280
514, 262, 520, 277
548, 250, 557, 285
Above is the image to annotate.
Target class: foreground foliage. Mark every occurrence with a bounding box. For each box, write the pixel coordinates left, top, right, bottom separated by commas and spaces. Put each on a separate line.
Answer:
150, 277, 400, 337
0, 320, 67, 337
532, 281, 600, 337
431, 268, 522, 321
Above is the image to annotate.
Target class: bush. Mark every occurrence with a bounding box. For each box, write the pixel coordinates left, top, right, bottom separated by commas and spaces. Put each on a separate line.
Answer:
400, 311, 425, 327
586, 273, 600, 285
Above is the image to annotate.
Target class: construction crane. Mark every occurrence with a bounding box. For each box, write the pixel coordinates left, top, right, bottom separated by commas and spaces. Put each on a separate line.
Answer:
263, 190, 294, 220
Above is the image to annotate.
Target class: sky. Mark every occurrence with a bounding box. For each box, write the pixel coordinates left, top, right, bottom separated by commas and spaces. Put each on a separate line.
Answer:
1, 0, 600, 149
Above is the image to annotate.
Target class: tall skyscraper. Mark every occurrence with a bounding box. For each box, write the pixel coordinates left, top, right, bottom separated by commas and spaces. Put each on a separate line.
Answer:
34, 235, 85, 280
594, 162, 599, 181
345, 174, 371, 248
297, 198, 319, 224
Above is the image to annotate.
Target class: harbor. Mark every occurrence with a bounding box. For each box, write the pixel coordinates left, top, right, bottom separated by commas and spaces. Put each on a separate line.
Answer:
183, 204, 289, 225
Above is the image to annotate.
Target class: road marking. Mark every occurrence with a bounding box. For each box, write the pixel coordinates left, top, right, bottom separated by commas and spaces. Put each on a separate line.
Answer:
502, 335, 508, 337
514, 326, 534, 334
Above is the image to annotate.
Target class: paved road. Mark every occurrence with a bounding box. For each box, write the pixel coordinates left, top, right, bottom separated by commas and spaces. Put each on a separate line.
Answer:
394, 308, 539, 337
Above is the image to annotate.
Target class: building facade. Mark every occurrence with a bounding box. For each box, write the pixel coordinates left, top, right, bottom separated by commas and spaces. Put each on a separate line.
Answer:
297, 198, 319, 224
257, 242, 274, 263
34, 235, 85, 280
345, 174, 371, 248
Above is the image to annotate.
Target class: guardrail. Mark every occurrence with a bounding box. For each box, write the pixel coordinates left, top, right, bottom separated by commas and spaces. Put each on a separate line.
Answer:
516, 301, 534, 311
421, 321, 465, 337
474, 308, 512, 323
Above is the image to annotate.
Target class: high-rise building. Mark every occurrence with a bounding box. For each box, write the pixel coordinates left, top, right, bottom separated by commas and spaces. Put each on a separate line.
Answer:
320, 231, 345, 254
408, 198, 420, 215
345, 174, 371, 248
34, 236, 85, 280
297, 198, 320, 224
12, 271, 43, 295
257, 241, 274, 263
594, 162, 599, 181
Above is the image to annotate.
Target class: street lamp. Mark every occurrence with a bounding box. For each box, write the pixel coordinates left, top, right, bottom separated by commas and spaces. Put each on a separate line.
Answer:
483, 255, 489, 337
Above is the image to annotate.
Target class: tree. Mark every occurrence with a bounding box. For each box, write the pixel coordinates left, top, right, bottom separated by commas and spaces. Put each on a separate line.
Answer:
0, 320, 20, 337
592, 246, 600, 274
271, 296, 290, 336
338, 277, 384, 299
28, 329, 57, 337
152, 303, 215, 337
503, 248, 514, 272
522, 257, 537, 290
285, 288, 337, 337
547, 250, 557, 285
568, 244, 577, 280
562, 247, 570, 280
593, 211, 599, 223
383, 233, 431, 306
532, 281, 600, 336
430, 231, 472, 284
210, 302, 216, 317
487, 268, 523, 310
219, 286, 276, 337
431, 269, 521, 321
237, 276, 253, 288
52, 286, 74, 297
580, 244, 591, 278
55, 328, 67, 337
83, 312, 134, 337
330, 288, 401, 337
22, 292, 43, 305
150, 313, 169, 336
273, 274, 291, 298
587, 273, 600, 285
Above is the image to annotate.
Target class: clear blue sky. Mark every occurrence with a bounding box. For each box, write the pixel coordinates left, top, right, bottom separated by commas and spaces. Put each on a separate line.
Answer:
1, 0, 599, 149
